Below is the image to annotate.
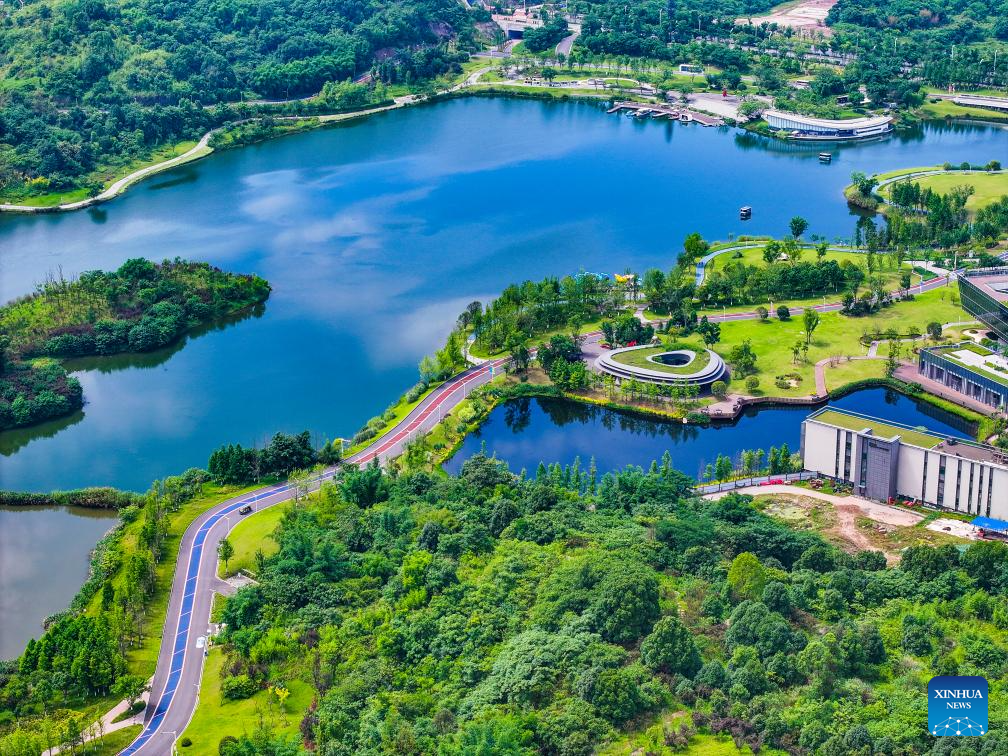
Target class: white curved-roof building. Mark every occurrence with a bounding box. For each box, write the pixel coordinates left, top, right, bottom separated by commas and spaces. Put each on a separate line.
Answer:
764, 109, 893, 140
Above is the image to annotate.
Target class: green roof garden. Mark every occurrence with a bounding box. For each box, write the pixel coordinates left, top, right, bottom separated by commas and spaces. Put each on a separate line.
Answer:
810, 409, 944, 449
927, 342, 1008, 388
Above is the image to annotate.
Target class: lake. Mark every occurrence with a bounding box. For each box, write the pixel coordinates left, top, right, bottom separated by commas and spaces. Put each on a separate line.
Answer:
1, 97, 1005, 492
0, 505, 119, 659
444, 387, 975, 477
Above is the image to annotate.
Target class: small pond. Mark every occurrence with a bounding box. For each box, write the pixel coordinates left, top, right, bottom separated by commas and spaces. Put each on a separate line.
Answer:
444, 387, 974, 478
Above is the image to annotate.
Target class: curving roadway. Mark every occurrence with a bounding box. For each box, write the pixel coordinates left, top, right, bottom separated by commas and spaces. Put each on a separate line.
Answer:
121, 358, 506, 755
121, 248, 1000, 755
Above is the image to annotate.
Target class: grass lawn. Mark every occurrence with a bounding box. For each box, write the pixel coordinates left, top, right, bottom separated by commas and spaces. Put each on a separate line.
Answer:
705, 245, 910, 292
872, 165, 943, 182
470, 83, 609, 99
880, 171, 1008, 213
600, 725, 778, 755
181, 648, 314, 751
344, 381, 440, 456
918, 98, 1008, 123
820, 357, 887, 391
82, 483, 262, 679
219, 504, 287, 578
711, 286, 967, 397
469, 315, 614, 360
610, 344, 712, 374
812, 409, 943, 448
92, 725, 143, 755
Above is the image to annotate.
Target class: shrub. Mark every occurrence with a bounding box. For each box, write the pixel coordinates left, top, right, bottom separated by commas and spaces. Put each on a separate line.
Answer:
776, 305, 790, 320
756, 306, 769, 320
711, 380, 727, 399
180, 737, 192, 747
220, 673, 257, 700
744, 375, 759, 393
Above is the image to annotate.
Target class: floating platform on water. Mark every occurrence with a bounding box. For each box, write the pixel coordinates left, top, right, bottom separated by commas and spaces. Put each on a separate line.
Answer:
607, 101, 724, 126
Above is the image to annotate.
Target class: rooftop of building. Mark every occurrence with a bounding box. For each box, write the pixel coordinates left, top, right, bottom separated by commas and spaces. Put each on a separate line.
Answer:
960, 267, 1008, 303
925, 342, 1008, 388
807, 407, 1008, 466
808, 408, 944, 448
762, 110, 893, 129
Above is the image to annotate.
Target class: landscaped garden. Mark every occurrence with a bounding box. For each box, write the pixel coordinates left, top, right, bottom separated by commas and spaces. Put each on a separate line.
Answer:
610, 344, 712, 375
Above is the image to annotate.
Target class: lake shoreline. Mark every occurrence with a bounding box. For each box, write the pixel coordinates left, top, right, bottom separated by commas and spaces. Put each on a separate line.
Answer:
9, 85, 1007, 216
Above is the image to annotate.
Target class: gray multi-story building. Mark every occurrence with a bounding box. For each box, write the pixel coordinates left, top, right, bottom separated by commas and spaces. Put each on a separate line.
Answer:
959, 267, 1008, 341
801, 407, 1008, 519
919, 343, 1007, 410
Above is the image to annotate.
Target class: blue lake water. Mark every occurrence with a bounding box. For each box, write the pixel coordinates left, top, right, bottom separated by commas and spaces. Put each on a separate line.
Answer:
444, 388, 974, 478
1, 97, 1004, 492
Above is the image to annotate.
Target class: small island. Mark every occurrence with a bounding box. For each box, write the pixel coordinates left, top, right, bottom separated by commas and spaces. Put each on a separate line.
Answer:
0, 258, 270, 430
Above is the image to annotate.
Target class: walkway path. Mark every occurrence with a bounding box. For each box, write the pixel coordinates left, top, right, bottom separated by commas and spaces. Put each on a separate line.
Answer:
0, 133, 213, 213
118, 357, 506, 756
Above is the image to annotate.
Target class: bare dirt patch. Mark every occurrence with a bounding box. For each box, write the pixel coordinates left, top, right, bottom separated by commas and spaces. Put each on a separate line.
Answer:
721, 486, 967, 563
927, 518, 979, 540
736, 0, 838, 36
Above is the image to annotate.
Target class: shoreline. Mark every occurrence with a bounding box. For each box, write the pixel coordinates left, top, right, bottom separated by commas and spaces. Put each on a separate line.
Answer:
10, 78, 1008, 216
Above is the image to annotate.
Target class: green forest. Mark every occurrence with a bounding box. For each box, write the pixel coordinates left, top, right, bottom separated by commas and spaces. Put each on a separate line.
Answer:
7, 457, 1005, 754
0, 0, 479, 199
0, 258, 270, 429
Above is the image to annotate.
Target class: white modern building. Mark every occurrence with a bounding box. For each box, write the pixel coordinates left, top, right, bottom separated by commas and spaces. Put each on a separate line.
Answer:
801, 407, 1008, 519
763, 110, 893, 140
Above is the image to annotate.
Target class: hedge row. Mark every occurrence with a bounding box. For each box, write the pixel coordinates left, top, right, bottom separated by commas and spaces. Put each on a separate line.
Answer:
0, 488, 141, 509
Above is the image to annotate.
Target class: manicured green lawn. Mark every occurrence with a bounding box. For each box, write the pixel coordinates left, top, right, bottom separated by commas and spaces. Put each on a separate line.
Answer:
706, 245, 910, 292
820, 357, 887, 390
881, 170, 1008, 212
92, 725, 143, 755
711, 286, 967, 397
918, 98, 1008, 123
219, 504, 287, 577
610, 344, 712, 374
181, 648, 313, 751
812, 409, 943, 448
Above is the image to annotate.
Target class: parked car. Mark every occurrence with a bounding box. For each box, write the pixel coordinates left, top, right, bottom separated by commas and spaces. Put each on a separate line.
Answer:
238, 505, 252, 515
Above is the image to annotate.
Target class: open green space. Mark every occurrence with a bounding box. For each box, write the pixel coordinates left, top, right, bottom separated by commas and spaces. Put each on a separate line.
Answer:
610, 344, 712, 374
917, 98, 1008, 123
710, 286, 967, 397
880, 170, 1008, 213
181, 647, 313, 750
93, 725, 143, 755
706, 245, 911, 291
812, 409, 944, 448
219, 504, 287, 577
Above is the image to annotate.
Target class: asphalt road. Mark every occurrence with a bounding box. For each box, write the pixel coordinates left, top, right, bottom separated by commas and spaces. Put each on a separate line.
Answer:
120, 358, 507, 756
120, 248, 999, 754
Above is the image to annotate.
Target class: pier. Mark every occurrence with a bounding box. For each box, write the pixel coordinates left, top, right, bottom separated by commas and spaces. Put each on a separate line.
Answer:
607, 101, 725, 126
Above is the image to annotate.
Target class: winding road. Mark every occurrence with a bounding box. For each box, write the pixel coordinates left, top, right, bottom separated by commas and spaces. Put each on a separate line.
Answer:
120, 358, 506, 756
119, 244, 1002, 755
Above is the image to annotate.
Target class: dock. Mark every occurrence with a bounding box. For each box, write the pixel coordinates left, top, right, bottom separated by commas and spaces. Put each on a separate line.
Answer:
607, 101, 724, 126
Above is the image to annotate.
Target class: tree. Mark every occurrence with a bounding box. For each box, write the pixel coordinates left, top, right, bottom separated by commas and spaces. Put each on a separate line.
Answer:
697, 316, 720, 347
815, 241, 828, 262
777, 305, 790, 321
926, 321, 942, 340
711, 380, 727, 399
640, 615, 702, 677
113, 674, 149, 711
802, 308, 820, 346
218, 537, 235, 574
789, 216, 808, 240
727, 552, 766, 601
745, 375, 759, 393
728, 339, 758, 376
762, 240, 782, 266
756, 306, 769, 321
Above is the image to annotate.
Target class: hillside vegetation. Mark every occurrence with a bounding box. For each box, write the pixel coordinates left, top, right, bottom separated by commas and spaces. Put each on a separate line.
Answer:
0, 0, 478, 200
0, 258, 270, 429
180, 457, 1006, 754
